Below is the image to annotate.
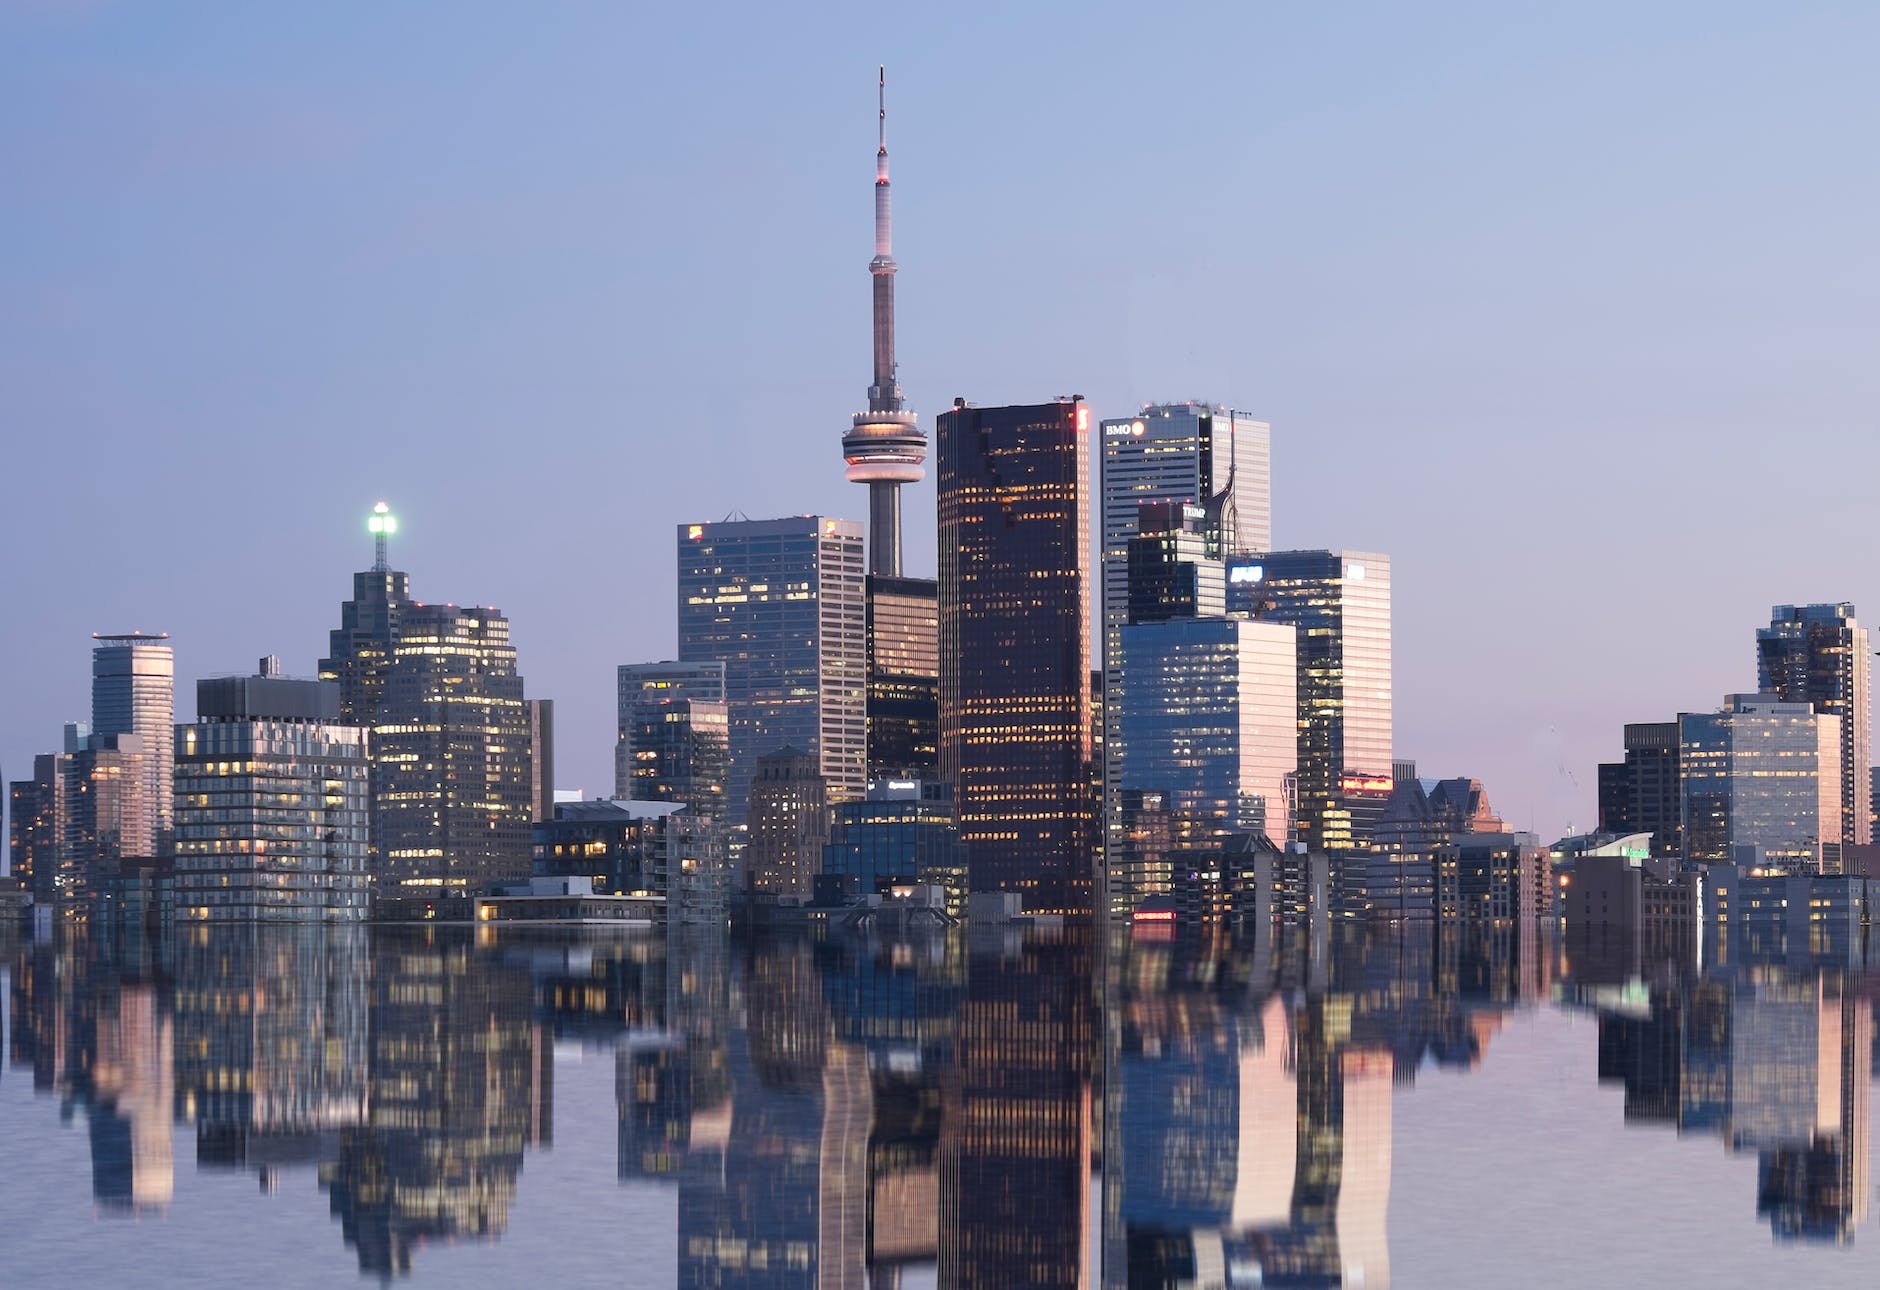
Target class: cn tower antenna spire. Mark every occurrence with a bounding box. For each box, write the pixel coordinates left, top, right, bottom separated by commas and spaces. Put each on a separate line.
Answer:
842, 65, 924, 577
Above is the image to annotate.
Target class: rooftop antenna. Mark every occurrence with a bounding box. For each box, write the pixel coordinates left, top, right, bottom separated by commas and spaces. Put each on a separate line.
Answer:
368, 501, 397, 572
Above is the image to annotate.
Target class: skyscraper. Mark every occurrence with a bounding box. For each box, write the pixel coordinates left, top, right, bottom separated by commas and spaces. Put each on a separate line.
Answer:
1108, 500, 1296, 909
374, 602, 532, 894
616, 661, 730, 821
172, 660, 370, 921
1100, 402, 1271, 658
318, 503, 534, 896
1227, 551, 1393, 852
840, 68, 925, 578
1595, 721, 1684, 857
56, 724, 153, 902
527, 698, 555, 823
676, 516, 867, 825
1757, 603, 1871, 846
1116, 617, 1298, 850
322, 502, 407, 729
937, 397, 1093, 915
1100, 407, 1270, 905
744, 745, 831, 901
1681, 694, 1841, 869
8, 754, 60, 898
866, 575, 939, 778
90, 631, 174, 848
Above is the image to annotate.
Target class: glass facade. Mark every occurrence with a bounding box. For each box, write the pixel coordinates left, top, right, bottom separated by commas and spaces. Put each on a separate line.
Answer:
1226, 550, 1393, 852
91, 634, 174, 846
821, 781, 967, 908
56, 730, 153, 900
173, 677, 370, 922
1597, 721, 1684, 857
615, 660, 729, 822
1681, 695, 1841, 870
936, 399, 1092, 915
320, 555, 535, 895
7, 753, 59, 898
866, 575, 939, 778
676, 516, 867, 825
532, 799, 682, 896
1100, 406, 1269, 907
1116, 618, 1297, 898
1758, 603, 1871, 846
372, 603, 534, 894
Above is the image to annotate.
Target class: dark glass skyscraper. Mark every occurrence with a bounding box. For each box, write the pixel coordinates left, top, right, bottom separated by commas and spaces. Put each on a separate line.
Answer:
8, 754, 59, 899
1757, 603, 1871, 846
1596, 721, 1684, 857
867, 574, 939, 778
936, 398, 1093, 915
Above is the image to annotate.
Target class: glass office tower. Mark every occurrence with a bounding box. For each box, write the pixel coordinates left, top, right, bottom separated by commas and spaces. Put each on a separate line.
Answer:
866, 575, 940, 778
1757, 603, 1871, 846
936, 398, 1093, 915
676, 516, 867, 825
172, 664, 370, 921
1596, 721, 1684, 857
1226, 550, 1393, 852
90, 632, 174, 847
1100, 406, 1270, 901
1117, 617, 1298, 851
1681, 694, 1842, 870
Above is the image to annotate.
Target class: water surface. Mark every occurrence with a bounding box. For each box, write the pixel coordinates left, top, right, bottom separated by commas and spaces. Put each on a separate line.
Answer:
0, 921, 1874, 1287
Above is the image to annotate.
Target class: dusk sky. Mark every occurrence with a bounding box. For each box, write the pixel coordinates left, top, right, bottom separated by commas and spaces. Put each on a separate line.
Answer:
5, 2, 1879, 842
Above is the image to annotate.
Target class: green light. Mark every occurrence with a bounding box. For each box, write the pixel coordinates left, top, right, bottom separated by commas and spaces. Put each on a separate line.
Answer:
368, 501, 397, 535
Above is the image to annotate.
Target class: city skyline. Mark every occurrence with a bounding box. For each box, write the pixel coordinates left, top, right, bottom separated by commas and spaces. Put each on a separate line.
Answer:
7, 6, 1880, 846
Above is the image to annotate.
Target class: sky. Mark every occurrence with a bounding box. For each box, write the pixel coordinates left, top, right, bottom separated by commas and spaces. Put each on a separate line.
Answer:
5, 1, 1879, 842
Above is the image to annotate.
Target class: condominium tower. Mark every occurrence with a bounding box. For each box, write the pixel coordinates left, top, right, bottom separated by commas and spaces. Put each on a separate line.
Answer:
1757, 603, 1871, 846
90, 632, 174, 847
172, 660, 370, 920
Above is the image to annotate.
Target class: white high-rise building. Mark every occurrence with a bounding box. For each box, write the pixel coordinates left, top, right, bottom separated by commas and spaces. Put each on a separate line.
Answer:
91, 632, 174, 848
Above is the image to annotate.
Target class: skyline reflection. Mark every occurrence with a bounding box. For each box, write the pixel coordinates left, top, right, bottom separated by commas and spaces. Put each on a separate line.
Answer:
1, 917, 1878, 1285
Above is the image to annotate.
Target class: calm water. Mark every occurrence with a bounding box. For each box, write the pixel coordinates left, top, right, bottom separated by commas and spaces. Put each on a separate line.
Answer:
1, 920, 1877, 1288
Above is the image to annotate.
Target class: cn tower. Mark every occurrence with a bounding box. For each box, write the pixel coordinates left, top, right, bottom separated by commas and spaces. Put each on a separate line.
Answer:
842, 66, 925, 578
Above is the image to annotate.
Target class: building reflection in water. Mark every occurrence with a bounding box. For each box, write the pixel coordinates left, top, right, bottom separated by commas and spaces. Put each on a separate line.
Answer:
319, 928, 541, 1276
1104, 921, 1546, 1290
1571, 926, 1874, 1244
4, 913, 1880, 1282
940, 926, 1093, 1290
